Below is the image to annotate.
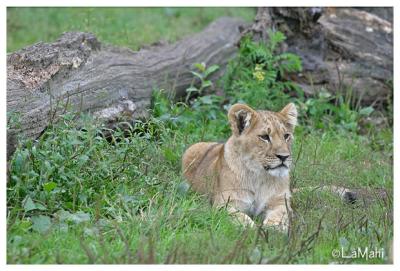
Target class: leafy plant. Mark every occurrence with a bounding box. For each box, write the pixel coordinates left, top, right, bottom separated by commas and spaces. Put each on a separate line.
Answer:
7, 112, 169, 219
218, 30, 380, 134
298, 88, 375, 133
222, 32, 303, 111
185, 62, 220, 103
152, 89, 229, 140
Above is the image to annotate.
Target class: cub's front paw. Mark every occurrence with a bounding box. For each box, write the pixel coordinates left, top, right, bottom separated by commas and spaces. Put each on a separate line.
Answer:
263, 217, 288, 232
233, 212, 255, 228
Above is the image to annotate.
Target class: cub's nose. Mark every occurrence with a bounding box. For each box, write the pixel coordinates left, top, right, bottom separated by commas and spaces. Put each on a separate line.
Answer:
276, 154, 289, 162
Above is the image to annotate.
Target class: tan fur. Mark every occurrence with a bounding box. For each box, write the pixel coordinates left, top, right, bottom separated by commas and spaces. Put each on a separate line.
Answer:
182, 103, 297, 230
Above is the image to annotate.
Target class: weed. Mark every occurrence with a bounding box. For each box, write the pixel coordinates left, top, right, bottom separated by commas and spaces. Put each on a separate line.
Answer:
185, 62, 220, 103
222, 32, 303, 111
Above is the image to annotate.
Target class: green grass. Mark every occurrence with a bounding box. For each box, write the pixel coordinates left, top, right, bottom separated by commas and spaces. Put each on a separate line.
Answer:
7, 111, 393, 264
7, 7, 255, 52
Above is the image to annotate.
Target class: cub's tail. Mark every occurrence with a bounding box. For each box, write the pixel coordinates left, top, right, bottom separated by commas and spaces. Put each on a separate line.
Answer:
292, 185, 389, 204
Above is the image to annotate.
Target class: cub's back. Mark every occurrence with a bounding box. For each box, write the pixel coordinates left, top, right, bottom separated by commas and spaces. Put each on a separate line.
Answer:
182, 142, 224, 194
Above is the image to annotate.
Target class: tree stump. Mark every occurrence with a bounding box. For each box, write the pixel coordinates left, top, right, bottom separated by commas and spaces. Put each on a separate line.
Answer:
241, 7, 393, 108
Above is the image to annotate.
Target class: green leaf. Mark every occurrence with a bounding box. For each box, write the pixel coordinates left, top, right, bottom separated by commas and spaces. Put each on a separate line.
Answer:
35, 203, 47, 210
14, 153, 23, 172
31, 215, 52, 233
201, 80, 213, 89
43, 181, 57, 193
190, 71, 203, 80
23, 196, 37, 212
199, 95, 213, 105
359, 106, 374, 116
268, 30, 286, 52
55, 210, 72, 222
319, 91, 332, 99
69, 211, 91, 224
204, 65, 219, 78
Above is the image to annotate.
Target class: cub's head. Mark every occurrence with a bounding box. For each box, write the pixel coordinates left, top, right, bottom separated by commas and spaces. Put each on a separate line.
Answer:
227, 103, 297, 177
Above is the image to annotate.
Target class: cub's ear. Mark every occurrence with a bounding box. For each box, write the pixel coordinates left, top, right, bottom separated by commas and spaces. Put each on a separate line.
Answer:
280, 103, 298, 128
228, 104, 258, 136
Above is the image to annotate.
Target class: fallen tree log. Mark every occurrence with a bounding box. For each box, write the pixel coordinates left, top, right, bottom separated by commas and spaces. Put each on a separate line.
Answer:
242, 7, 393, 108
7, 17, 245, 159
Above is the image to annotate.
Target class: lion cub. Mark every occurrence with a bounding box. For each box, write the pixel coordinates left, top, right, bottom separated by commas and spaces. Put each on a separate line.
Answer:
182, 103, 297, 229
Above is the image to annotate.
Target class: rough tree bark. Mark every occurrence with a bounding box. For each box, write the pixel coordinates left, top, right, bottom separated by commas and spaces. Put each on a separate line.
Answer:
242, 7, 393, 107
7, 17, 245, 158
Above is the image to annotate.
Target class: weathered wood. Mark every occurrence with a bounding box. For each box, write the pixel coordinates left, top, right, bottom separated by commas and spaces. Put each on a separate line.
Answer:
243, 7, 393, 107
7, 17, 245, 158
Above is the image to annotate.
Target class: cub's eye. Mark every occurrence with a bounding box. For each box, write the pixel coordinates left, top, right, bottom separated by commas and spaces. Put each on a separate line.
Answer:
284, 133, 291, 140
259, 134, 270, 142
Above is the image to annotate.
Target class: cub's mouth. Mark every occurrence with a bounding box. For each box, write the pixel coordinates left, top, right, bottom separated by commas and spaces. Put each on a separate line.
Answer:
263, 164, 288, 171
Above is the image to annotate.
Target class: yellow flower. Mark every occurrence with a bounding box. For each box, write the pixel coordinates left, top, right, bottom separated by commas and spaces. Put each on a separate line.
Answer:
253, 64, 265, 81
